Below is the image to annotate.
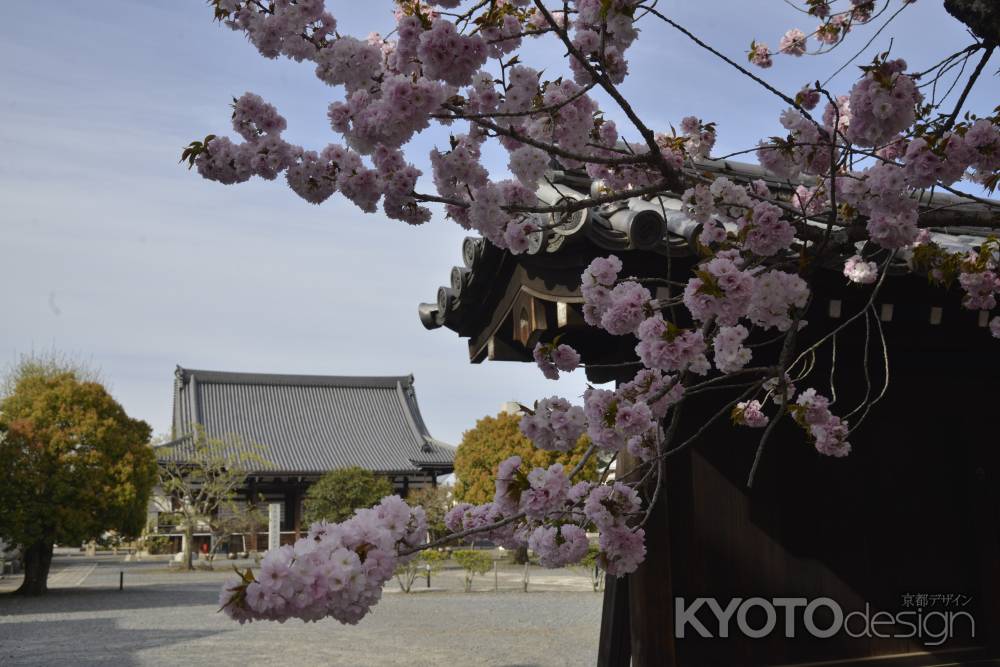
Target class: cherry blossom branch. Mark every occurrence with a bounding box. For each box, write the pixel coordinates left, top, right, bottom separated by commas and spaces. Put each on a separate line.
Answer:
441, 103, 651, 165
637, 402, 683, 528
746, 305, 805, 488
940, 44, 996, 134
789, 251, 897, 370
398, 510, 527, 556
662, 382, 765, 461
820, 1, 911, 86
397, 441, 598, 556
411, 178, 673, 214
745, 397, 787, 488
639, 5, 810, 117
533, 1, 677, 183
435, 81, 598, 120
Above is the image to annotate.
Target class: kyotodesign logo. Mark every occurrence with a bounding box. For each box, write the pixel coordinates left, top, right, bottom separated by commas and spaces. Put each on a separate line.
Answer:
674, 596, 975, 647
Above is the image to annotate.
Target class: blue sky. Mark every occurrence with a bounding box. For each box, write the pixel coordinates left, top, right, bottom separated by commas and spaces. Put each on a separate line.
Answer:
0, 1, 991, 445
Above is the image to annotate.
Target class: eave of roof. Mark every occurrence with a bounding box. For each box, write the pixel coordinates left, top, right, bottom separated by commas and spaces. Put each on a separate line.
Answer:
420, 159, 999, 335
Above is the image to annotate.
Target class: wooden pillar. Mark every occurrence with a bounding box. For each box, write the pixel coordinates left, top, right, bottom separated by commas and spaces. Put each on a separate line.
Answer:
597, 573, 631, 666
247, 478, 258, 553
621, 449, 677, 667
597, 370, 679, 666
291, 487, 301, 538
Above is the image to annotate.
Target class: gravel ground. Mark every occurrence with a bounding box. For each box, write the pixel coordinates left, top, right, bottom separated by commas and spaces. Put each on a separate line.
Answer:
0, 554, 603, 667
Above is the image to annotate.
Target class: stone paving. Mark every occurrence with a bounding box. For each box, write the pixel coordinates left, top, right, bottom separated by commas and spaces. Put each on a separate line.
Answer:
0, 552, 603, 666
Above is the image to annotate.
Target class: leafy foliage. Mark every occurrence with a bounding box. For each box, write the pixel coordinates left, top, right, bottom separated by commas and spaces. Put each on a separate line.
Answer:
453, 412, 597, 504
142, 535, 174, 555
405, 485, 453, 540
301, 466, 393, 525
453, 549, 494, 592
0, 355, 156, 594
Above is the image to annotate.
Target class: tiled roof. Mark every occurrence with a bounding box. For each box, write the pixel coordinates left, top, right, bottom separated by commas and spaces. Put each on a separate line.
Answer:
420, 158, 998, 332
162, 367, 454, 475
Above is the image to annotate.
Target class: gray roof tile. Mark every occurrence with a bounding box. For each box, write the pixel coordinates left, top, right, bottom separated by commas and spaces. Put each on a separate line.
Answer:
162, 367, 454, 475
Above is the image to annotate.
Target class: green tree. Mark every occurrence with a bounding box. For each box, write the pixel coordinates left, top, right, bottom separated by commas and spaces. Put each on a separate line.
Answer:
406, 485, 452, 540
0, 357, 156, 595
157, 427, 269, 570
453, 412, 597, 505
453, 549, 494, 592
302, 466, 392, 525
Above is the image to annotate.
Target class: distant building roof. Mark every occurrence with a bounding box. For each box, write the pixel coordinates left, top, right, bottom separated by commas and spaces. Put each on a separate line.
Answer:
160, 367, 454, 476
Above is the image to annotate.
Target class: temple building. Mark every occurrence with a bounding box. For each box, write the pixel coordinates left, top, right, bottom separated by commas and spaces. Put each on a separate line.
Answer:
149, 367, 454, 552
419, 158, 999, 666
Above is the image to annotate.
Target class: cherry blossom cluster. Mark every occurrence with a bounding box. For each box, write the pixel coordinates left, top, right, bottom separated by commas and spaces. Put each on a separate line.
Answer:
635, 317, 711, 375
843, 255, 879, 284
683, 255, 757, 326
843, 58, 921, 147
219, 496, 427, 625
733, 399, 770, 428
912, 237, 999, 325
580, 255, 623, 326
902, 118, 1000, 189
532, 340, 582, 380
191, 91, 434, 222
568, 0, 640, 85
680, 116, 718, 159
519, 396, 588, 451
713, 325, 753, 373
741, 201, 797, 257
583, 386, 657, 452
576, 370, 681, 458
681, 178, 801, 259
447, 456, 647, 573
835, 165, 918, 249
756, 108, 833, 180
791, 389, 852, 457
584, 483, 647, 575
444, 500, 524, 549
582, 116, 687, 191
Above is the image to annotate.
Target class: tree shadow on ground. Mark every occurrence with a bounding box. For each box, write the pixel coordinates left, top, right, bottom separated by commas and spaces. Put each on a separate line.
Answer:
0, 580, 222, 616
0, 616, 223, 666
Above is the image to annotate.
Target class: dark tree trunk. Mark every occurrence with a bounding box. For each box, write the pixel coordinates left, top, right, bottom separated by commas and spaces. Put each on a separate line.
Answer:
182, 524, 194, 571
944, 0, 1000, 44
511, 545, 529, 564
15, 540, 54, 596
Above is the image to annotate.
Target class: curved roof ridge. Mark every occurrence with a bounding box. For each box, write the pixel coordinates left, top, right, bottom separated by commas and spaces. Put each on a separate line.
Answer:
176, 367, 414, 389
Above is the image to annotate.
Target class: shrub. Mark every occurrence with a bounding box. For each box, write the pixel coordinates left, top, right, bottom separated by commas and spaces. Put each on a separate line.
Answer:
143, 535, 173, 555
453, 549, 493, 592
302, 467, 393, 525
394, 549, 448, 593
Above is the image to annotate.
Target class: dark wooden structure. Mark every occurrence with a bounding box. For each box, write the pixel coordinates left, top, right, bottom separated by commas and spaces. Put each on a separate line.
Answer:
153, 367, 454, 547
420, 160, 1000, 666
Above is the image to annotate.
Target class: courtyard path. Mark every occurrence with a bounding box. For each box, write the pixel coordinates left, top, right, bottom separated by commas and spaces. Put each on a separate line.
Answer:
0, 552, 603, 666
